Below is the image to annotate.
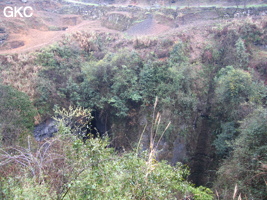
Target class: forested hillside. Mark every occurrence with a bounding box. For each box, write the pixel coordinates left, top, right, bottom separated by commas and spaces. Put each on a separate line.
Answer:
0, 0, 267, 199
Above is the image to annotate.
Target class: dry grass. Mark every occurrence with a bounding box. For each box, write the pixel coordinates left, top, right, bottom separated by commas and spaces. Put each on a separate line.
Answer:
133, 36, 158, 49
0, 54, 41, 100
136, 97, 171, 180
0, 135, 74, 195
0, 54, 42, 123
71, 31, 102, 53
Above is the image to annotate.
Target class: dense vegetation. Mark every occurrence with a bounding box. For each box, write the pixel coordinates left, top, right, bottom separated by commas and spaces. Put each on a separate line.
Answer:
0, 106, 213, 199
0, 16, 267, 199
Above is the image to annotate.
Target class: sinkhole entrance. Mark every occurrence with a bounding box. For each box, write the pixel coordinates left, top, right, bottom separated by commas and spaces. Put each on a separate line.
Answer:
87, 111, 110, 138
33, 110, 110, 141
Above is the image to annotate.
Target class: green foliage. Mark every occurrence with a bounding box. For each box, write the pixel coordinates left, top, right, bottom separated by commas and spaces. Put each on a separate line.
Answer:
81, 51, 142, 117
213, 121, 237, 157
32, 42, 198, 151
0, 84, 36, 145
79, 44, 198, 148
139, 61, 172, 105
36, 43, 81, 67
213, 66, 266, 158
1, 136, 213, 200
2, 17, 267, 200
235, 38, 249, 69
239, 22, 264, 45
66, 148, 213, 200
53, 105, 93, 139
167, 63, 198, 117
215, 66, 252, 106
217, 29, 240, 67
81, 46, 197, 120
214, 107, 267, 200
168, 41, 188, 65
32, 38, 197, 124
35, 43, 84, 114
1, 177, 56, 200
0, 107, 213, 200
216, 28, 251, 69
216, 21, 265, 68
55, 106, 213, 200
214, 66, 266, 120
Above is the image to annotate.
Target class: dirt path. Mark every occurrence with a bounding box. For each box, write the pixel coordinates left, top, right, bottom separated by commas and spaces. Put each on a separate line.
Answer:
0, 15, 173, 55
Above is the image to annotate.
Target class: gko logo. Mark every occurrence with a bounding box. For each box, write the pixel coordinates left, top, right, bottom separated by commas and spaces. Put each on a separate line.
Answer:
3, 6, 33, 18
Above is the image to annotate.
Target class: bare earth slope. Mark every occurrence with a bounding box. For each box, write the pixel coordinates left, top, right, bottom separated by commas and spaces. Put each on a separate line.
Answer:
125, 15, 170, 36
0, 0, 177, 54
0, 19, 121, 54
0, 11, 171, 54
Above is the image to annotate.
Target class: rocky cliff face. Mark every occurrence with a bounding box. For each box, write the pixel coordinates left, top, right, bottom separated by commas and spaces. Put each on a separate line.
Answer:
33, 118, 58, 141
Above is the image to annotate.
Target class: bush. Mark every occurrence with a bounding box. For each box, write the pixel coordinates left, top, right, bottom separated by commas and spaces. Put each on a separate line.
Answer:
0, 84, 36, 145
239, 22, 264, 45
215, 66, 253, 106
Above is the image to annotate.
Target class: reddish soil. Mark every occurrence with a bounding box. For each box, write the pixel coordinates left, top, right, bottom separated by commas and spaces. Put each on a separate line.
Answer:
0, 0, 227, 55
0, 14, 173, 55
0, 18, 122, 54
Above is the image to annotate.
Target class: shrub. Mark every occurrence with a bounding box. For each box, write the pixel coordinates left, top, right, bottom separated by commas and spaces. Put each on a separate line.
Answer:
0, 84, 36, 145
215, 66, 253, 106
239, 22, 264, 45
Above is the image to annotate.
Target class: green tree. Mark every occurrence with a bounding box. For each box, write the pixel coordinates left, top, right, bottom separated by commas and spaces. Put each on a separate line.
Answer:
235, 38, 249, 69
81, 51, 142, 117
214, 107, 267, 200
213, 66, 267, 157
215, 66, 252, 108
